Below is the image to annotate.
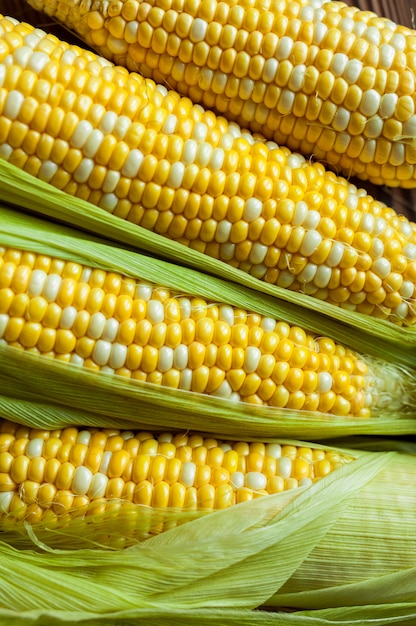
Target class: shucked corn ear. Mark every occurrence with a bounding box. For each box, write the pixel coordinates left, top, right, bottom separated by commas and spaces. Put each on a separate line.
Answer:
0, 242, 412, 420
0, 418, 354, 538
2, 18, 416, 325
25, 0, 416, 189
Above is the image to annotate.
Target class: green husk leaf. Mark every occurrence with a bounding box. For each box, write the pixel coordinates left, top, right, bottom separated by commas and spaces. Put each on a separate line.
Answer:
0, 205, 416, 438
266, 451, 416, 608
1, 161, 416, 359
2, 448, 416, 620
2, 604, 416, 626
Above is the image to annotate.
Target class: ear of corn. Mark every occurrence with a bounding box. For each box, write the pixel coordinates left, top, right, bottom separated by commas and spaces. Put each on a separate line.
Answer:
0, 240, 405, 420
0, 418, 356, 544
0, 435, 415, 615
24, 0, 416, 189
1, 205, 416, 439
2, 16, 416, 326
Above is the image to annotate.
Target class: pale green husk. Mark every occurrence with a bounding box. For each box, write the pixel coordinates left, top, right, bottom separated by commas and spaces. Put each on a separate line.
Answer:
1, 205, 416, 438
0, 447, 416, 621
1, 159, 416, 354
2, 605, 416, 626
2, 604, 416, 626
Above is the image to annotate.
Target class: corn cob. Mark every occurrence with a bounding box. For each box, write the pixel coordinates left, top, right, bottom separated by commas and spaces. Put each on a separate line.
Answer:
0, 419, 354, 529
24, 0, 416, 189
1, 17, 416, 324
1, 243, 411, 419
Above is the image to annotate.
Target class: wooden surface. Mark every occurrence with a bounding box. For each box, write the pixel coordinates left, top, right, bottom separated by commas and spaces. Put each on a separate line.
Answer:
345, 0, 416, 28
0, 0, 415, 221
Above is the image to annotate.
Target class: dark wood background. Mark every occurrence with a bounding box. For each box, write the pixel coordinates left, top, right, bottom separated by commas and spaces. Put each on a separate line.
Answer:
0, 0, 416, 221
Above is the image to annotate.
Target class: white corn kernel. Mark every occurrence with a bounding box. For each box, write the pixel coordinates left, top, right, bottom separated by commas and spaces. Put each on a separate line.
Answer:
88, 472, 109, 499
244, 198, 262, 222
162, 114, 177, 134
38, 160, 58, 182
372, 258, 391, 279
327, 243, 345, 267
230, 471, 244, 489
314, 265, 332, 288
77, 430, 92, 445
70, 121, 94, 149
173, 344, 188, 370
93, 339, 112, 366
277, 457, 292, 479
245, 472, 267, 490
109, 343, 128, 369
102, 318, 119, 342
73, 158, 95, 184
244, 347, 262, 374
180, 461, 197, 487
72, 466, 93, 496
100, 193, 118, 212
158, 346, 174, 372
215, 220, 232, 243
121, 148, 144, 177
260, 317, 276, 332
99, 451, 112, 475
26, 438, 44, 458
60, 306, 77, 329
265, 444, 282, 459
147, 300, 164, 323
88, 312, 106, 339
0, 492, 14, 512
317, 372, 333, 394
28, 269, 47, 297
43, 274, 62, 302
135, 284, 153, 301
179, 368, 192, 390
403, 244, 416, 260
212, 379, 233, 398
300, 230, 322, 257
167, 161, 185, 188
219, 305, 234, 325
